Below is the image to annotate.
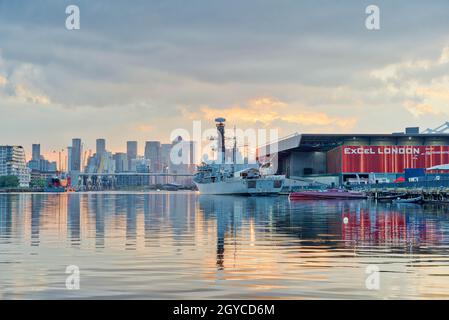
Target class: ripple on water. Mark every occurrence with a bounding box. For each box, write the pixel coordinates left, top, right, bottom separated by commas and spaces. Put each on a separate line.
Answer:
1, 192, 449, 299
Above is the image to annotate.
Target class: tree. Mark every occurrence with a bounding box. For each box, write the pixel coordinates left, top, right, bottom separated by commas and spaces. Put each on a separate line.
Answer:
0, 175, 20, 188
30, 178, 46, 189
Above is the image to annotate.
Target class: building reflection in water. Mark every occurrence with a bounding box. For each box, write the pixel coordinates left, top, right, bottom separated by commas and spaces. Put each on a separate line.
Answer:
1, 193, 449, 264
125, 195, 137, 249
341, 203, 444, 249
0, 194, 15, 241
3, 192, 449, 299
30, 194, 43, 246
68, 194, 81, 246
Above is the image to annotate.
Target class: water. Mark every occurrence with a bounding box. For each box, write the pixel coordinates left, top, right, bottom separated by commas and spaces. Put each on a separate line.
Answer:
1, 192, 449, 299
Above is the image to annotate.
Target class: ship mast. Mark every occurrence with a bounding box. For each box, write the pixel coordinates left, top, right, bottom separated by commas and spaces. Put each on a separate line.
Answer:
215, 117, 226, 164
233, 125, 237, 164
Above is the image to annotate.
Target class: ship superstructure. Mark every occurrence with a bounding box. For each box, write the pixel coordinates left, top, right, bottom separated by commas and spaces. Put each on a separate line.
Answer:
193, 118, 285, 195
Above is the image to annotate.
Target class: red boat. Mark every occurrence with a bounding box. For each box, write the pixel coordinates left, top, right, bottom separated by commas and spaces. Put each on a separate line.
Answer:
289, 189, 367, 200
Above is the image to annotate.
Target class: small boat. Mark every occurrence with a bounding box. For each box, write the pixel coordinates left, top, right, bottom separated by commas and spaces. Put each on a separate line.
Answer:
161, 183, 179, 191
289, 189, 367, 200
377, 193, 407, 201
393, 196, 423, 204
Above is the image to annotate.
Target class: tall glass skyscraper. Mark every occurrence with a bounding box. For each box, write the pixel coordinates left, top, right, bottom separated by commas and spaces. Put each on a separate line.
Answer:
71, 138, 82, 172
96, 138, 106, 155
126, 141, 137, 171
32, 144, 41, 161
144, 141, 161, 172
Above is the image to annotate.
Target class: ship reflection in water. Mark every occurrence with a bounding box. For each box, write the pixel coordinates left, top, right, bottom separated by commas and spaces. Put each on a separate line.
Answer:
2, 193, 449, 299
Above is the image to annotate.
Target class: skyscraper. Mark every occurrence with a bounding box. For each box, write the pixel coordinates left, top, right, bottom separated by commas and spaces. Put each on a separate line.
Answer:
144, 141, 161, 172
71, 138, 82, 172
160, 143, 172, 173
27, 145, 57, 172
32, 144, 41, 161
67, 146, 72, 172
113, 153, 128, 173
126, 141, 137, 171
96, 138, 106, 155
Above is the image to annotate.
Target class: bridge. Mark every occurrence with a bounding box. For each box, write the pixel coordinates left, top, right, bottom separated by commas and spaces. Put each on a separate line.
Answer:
78, 172, 193, 177
74, 172, 194, 190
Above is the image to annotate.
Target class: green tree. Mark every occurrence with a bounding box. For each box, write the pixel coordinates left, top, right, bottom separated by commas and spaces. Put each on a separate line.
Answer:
30, 178, 46, 189
0, 175, 20, 188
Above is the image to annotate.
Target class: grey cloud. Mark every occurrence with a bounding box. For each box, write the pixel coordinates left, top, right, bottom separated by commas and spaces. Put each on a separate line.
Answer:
1, 0, 449, 151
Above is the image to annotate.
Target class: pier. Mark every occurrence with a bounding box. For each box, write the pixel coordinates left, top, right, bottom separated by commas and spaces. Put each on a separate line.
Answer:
365, 188, 449, 203
362, 178, 449, 203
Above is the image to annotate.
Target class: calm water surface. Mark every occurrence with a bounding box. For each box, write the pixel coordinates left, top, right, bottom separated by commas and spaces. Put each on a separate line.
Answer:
1, 192, 449, 299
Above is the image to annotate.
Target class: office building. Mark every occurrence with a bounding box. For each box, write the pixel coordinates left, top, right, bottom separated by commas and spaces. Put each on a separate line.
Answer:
160, 143, 172, 173
96, 138, 106, 155
67, 146, 72, 172
126, 141, 138, 171
27, 143, 57, 173
32, 144, 41, 161
0, 145, 31, 187
144, 141, 161, 172
113, 153, 128, 173
71, 138, 82, 172
257, 126, 449, 185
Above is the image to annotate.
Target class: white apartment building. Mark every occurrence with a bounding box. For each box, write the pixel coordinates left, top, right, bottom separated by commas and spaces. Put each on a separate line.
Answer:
0, 146, 31, 187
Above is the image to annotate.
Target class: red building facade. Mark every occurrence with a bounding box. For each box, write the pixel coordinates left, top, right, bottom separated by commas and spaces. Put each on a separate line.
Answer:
327, 146, 449, 173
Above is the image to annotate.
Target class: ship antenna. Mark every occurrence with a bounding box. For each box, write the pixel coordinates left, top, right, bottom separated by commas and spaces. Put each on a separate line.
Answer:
215, 117, 226, 164
233, 125, 237, 165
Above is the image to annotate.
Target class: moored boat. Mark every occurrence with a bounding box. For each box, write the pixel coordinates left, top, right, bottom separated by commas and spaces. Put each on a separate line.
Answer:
289, 189, 367, 200
393, 196, 424, 204
376, 193, 407, 201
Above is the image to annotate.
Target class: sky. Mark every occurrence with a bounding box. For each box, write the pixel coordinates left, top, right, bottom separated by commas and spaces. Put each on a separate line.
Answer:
1, 0, 449, 159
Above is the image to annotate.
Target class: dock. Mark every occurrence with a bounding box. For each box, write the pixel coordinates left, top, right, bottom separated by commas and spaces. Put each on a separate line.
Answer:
365, 187, 449, 203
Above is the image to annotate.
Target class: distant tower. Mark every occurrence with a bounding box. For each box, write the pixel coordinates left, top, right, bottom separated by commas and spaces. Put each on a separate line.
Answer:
215, 117, 226, 164
67, 146, 72, 172
144, 141, 161, 172
71, 138, 82, 172
32, 144, 41, 161
96, 138, 106, 155
126, 141, 138, 171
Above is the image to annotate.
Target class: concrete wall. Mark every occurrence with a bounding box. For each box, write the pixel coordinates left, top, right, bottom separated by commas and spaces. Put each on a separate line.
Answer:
370, 137, 396, 146
396, 137, 424, 146
342, 138, 370, 146
289, 151, 327, 176
424, 137, 449, 146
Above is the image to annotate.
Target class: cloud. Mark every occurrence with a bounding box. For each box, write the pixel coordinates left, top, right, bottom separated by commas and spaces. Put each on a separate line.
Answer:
369, 45, 449, 119
404, 102, 442, 118
184, 96, 357, 131
14, 84, 50, 104
137, 124, 154, 133
416, 86, 449, 101
2, 1, 449, 152
0, 54, 51, 105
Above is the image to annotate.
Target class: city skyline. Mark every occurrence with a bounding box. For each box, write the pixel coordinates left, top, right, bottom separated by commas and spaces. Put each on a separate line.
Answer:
20, 137, 175, 165
2, 1, 449, 158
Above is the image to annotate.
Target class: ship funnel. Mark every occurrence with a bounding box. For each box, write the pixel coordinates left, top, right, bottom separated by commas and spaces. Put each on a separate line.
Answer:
215, 118, 226, 163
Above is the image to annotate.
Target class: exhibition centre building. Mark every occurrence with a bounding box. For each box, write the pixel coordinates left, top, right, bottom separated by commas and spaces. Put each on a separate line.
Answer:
258, 126, 449, 185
